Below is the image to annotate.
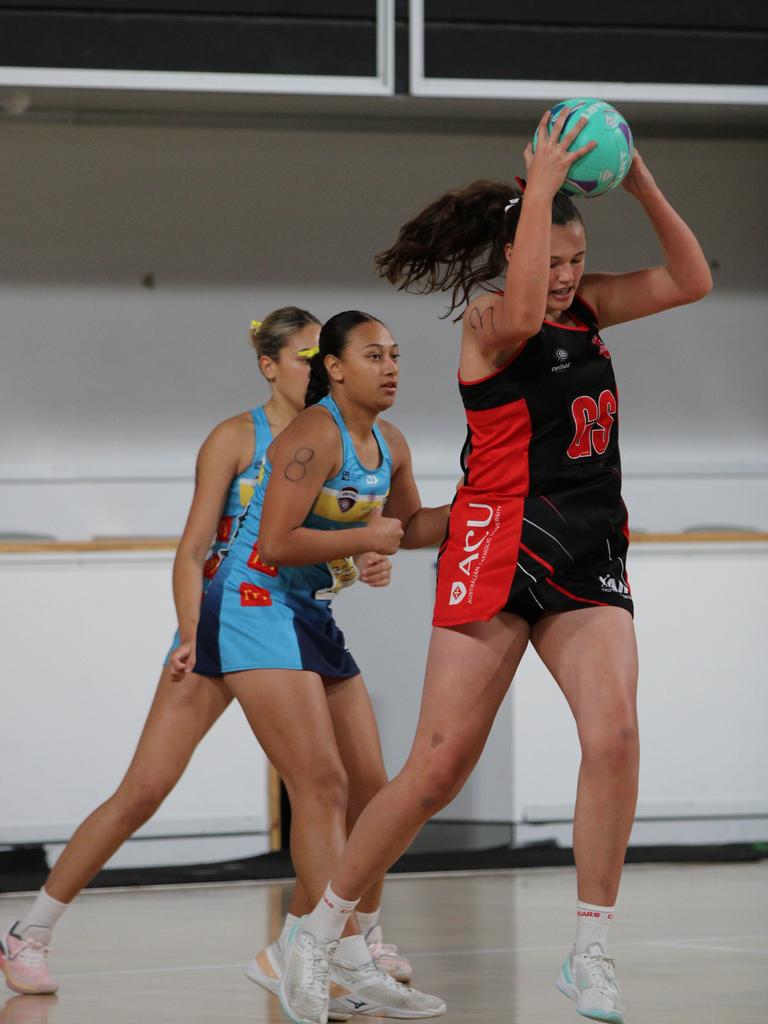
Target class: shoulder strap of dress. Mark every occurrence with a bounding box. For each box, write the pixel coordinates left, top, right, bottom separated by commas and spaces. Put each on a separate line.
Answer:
249, 406, 273, 465
318, 395, 352, 465
572, 294, 599, 331
371, 420, 392, 468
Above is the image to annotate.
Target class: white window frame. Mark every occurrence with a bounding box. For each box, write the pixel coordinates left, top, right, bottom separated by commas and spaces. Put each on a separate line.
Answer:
0, 0, 395, 97
409, 0, 768, 106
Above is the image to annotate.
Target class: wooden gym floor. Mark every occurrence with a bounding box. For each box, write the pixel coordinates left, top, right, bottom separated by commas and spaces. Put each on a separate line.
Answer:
1, 862, 766, 1023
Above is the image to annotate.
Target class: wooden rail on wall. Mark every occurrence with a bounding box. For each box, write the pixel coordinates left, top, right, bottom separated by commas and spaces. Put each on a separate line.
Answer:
1, 532, 768, 555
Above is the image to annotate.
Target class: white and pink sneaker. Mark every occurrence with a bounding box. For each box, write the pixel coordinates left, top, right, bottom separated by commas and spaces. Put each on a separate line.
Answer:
365, 926, 413, 985
0, 924, 58, 995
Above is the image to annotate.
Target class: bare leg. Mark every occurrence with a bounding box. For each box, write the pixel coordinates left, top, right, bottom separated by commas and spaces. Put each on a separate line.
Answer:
328, 615, 531, 901
531, 607, 639, 905
46, 666, 233, 903
224, 669, 353, 908
324, 675, 389, 913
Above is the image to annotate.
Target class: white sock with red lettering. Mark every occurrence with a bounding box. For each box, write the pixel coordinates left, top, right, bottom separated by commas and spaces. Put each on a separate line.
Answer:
305, 885, 360, 944
574, 900, 615, 954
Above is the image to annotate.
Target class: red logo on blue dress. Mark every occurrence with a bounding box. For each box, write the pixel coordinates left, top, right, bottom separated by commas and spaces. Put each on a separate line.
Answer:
239, 582, 272, 607
247, 544, 279, 577
203, 553, 222, 579
216, 516, 234, 541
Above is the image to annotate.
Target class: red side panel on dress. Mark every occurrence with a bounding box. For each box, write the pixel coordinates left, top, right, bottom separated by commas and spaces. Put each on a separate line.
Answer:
433, 400, 531, 626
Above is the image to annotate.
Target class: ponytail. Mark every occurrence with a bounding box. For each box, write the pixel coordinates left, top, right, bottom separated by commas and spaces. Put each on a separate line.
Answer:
304, 351, 330, 406
375, 179, 582, 318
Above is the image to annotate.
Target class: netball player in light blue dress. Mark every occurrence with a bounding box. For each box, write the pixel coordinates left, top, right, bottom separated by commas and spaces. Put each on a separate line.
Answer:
1, 308, 394, 999
194, 311, 450, 1020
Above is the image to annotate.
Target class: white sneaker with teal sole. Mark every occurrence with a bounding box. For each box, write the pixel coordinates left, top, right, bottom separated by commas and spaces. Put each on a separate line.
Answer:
278, 920, 337, 1024
556, 943, 626, 1023
329, 951, 445, 1019
246, 938, 350, 1021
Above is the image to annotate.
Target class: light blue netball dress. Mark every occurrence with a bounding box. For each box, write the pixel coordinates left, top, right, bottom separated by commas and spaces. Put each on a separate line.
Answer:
194, 394, 392, 678
166, 406, 272, 656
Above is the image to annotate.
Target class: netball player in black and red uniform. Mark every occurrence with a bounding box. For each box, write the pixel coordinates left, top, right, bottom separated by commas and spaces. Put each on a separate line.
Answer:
279, 111, 712, 1024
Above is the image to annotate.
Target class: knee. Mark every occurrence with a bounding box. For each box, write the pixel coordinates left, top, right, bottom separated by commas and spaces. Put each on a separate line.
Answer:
407, 744, 473, 818
287, 763, 350, 816
582, 718, 639, 772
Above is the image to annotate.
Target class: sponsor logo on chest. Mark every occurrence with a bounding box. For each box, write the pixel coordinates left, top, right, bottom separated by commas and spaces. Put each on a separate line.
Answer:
551, 346, 571, 373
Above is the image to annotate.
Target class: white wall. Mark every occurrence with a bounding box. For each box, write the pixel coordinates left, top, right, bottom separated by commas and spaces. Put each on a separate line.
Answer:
1, 120, 767, 539
3, 543, 765, 855
0, 550, 270, 867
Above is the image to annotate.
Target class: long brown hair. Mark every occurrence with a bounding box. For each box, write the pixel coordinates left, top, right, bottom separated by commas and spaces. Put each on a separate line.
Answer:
375, 180, 582, 318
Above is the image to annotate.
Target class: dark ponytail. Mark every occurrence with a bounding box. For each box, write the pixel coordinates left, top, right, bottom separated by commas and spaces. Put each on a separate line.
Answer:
304, 310, 383, 407
304, 351, 329, 407
375, 180, 582, 318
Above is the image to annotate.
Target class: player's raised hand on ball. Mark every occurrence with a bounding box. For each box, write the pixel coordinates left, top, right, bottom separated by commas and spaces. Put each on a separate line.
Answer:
525, 108, 597, 197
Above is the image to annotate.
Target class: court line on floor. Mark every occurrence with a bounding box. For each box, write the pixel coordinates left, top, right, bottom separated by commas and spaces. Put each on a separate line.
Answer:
53, 933, 768, 978
641, 941, 768, 956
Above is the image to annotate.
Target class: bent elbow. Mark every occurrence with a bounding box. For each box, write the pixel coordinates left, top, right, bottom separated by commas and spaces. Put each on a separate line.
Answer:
257, 537, 280, 567
698, 271, 714, 298
680, 267, 713, 304
684, 278, 713, 304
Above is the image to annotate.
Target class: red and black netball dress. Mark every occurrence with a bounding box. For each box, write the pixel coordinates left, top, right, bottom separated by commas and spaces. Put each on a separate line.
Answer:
434, 295, 633, 627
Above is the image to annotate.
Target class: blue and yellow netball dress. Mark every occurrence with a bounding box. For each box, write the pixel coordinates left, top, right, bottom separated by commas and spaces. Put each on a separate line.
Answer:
167, 406, 272, 655
195, 394, 392, 678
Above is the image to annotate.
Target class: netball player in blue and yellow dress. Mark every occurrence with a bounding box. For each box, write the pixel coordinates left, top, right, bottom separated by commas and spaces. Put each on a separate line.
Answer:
0, 308, 398, 1001
280, 115, 713, 1024
194, 310, 449, 1021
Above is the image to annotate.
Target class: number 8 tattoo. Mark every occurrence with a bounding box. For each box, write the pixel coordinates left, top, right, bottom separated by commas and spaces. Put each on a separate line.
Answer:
285, 446, 315, 481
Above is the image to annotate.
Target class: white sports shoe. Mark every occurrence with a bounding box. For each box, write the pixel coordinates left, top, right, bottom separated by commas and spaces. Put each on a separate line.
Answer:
279, 920, 337, 1024
330, 950, 446, 1019
365, 925, 413, 984
556, 943, 627, 1023
246, 939, 350, 1021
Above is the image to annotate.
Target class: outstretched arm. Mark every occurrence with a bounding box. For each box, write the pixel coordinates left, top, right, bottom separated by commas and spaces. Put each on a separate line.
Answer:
380, 421, 450, 550
579, 150, 713, 329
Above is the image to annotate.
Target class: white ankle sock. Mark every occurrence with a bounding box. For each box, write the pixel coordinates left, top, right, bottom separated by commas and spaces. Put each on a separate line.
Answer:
336, 934, 372, 967
305, 885, 360, 944
17, 888, 68, 944
355, 908, 380, 936
574, 900, 615, 954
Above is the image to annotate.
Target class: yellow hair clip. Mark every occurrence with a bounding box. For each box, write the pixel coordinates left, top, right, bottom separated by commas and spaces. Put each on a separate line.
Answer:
250, 319, 262, 331
297, 346, 320, 359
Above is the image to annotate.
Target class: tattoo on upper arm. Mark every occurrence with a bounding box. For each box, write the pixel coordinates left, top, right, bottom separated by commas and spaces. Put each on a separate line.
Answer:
284, 447, 314, 482
468, 304, 497, 334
